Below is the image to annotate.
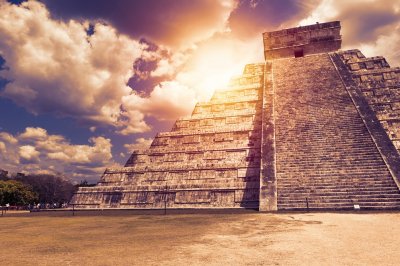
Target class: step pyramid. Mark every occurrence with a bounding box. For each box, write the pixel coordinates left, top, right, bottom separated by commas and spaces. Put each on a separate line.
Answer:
72, 21, 400, 211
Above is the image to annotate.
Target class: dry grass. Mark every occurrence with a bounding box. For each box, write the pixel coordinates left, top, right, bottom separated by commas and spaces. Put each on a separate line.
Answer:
0, 211, 399, 265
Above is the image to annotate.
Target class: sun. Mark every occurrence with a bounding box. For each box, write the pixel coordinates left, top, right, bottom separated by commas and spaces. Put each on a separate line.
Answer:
177, 35, 263, 101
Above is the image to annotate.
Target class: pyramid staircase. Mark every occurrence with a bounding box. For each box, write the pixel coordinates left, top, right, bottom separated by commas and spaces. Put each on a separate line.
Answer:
272, 53, 400, 210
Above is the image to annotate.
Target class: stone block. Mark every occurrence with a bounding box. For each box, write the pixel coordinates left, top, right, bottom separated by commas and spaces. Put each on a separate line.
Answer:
175, 191, 211, 203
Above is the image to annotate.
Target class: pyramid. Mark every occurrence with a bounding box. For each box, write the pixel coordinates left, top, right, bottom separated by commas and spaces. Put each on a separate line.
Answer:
72, 21, 400, 211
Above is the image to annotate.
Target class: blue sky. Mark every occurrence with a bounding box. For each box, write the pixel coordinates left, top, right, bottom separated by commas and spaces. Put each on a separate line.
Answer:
1, 0, 399, 182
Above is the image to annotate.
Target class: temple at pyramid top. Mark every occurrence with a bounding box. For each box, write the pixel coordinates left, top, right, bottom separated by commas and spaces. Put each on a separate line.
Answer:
263, 21, 342, 59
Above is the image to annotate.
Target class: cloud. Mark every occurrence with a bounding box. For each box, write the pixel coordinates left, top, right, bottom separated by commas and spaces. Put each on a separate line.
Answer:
0, 127, 116, 182
19, 127, 47, 140
299, 0, 400, 65
42, 0, 237, 49
228, 0, 317, 39
120, 29, 266, 134
124, 137, 153, 152
0, 141, 6, 155
0, 1, 253, 136
0, 0, 154, 134
150, 51, 188, 78
359, 28, 400, 67
19, 145, 40, 162
122, 81, 197, 122
0, 132, 18, 144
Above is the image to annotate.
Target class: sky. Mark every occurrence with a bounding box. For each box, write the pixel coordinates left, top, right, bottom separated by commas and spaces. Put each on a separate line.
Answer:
0, 0, 399, 182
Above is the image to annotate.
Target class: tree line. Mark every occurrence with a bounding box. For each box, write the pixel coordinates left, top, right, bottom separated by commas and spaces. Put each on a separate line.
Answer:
0, 169, 94, 207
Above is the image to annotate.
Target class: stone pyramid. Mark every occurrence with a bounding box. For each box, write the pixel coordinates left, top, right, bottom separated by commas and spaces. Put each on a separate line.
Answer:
72, 21, 400, 211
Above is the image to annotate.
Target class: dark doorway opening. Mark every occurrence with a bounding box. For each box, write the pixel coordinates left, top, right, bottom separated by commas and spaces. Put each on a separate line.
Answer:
294, 49, 304, 58
103, 192, 122, 207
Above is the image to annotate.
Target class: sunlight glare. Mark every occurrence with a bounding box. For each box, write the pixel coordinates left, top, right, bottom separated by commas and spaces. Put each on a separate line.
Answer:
177, 36, 261, 102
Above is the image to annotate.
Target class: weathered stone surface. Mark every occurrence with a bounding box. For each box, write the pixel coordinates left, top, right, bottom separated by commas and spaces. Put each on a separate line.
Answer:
273, 53, 400, 210
263, 21, 341, 60
72, 21, 400, 211
335, 49, 400, 156
72, 63, 264, 209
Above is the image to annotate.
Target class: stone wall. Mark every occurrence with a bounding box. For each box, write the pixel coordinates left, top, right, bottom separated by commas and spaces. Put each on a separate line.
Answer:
337, 50, 400, 153
263, 21, 341, 60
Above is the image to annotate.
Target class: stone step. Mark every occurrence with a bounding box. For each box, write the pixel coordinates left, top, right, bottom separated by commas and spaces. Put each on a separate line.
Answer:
278, 200, 400, 208
278, 193, 400, 200
277, 140, 377, 145
273, 53, 400, 210
180, 109, 258, 120
277, 172, 393, 178
279, 190, 400, 197
278, 197, 400, 204
278, 180, 396, 186
278, 160, 386, 166
277, 183, 397, 189
148, 143, 262, 154
148, 145, 261, 153
277, 132, 373, 137
277, 145, 382, 151
277, 152, 383, 158
196, 96, 260, 106
277, 129, 372, 134
278, 179, 396, 185
278, 163, 388, 169
278, 202, 400, 210
277, 171, 391, 177
278, 163, 387, 169
90, 183, 261, 191
158, 124, 258, 137
278, 186, 398, 193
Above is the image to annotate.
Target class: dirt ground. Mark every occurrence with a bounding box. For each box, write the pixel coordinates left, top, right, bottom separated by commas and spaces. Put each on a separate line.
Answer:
0, 211, 399, 265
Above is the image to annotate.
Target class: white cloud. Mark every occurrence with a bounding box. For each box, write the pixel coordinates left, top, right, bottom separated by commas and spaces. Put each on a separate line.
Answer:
150, 51, 188, 78
0, 0, 265, 137
359, 25, 400, 66
299, 0, 338, 26
124, 137, 153, 152
0, 0, 152, 133
122, 81, 197, 124
0, 127, 116, 182
0, 132, 18, 144
19, 145, 40, 162
19, 127, 47, 140
0, 141, 6, 155
120, 33, 263, 134
299, 0, 400, 65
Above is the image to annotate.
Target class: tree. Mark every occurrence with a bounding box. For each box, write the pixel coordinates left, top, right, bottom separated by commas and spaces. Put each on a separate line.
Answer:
15, 174, 76, 204
0, 169, 9, 181
77, 179, 96, 187
0, 180, 38, 206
